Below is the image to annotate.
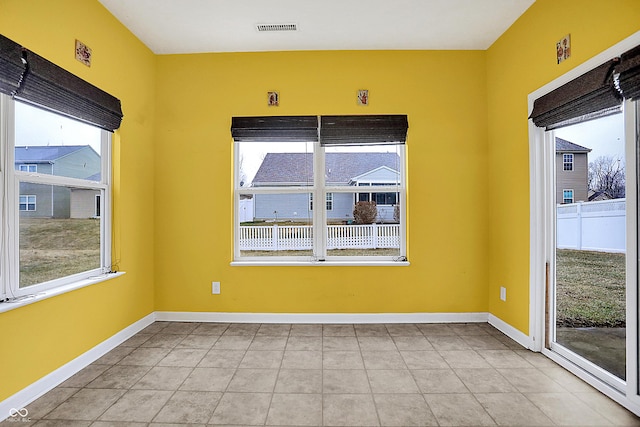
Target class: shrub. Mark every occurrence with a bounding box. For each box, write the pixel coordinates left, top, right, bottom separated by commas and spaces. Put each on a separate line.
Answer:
393, 205, 400, 223
353, 201, 377, 224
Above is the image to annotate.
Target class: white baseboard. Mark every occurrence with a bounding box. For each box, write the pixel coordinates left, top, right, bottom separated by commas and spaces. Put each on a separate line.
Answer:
488, 313, 534, 349
154, 311, 490, 324
0, 313, 155, 422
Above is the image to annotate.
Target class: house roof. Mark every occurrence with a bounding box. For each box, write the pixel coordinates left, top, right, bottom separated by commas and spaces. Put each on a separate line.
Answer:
15, 145, 95, 163
555, 138, 591, 153
252, 152, 400, 185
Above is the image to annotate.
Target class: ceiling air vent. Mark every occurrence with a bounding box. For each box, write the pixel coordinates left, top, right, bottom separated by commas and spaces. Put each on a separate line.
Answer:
256, 23, 297, 32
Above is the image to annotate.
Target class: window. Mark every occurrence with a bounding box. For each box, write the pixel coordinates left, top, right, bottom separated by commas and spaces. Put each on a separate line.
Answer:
563, 153, 573, 171
18, 164, 37, 173
19, 195, 36, 211
232, 115, 407, 263
562, 189, 574, 204
95, 194, 101, 217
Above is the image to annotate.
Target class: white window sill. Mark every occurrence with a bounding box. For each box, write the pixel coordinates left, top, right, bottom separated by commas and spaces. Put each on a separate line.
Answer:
231, 261, 410, 267
0, 271, 125, 314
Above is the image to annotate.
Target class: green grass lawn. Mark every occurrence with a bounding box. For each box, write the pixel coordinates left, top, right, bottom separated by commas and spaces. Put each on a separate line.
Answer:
556, 249, 626, 328
19, 217, 100, 287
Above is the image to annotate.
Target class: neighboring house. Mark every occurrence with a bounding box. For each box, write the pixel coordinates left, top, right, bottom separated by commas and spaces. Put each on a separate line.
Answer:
15, 145, 101, 218
556, 138, 590, 204
251, 152, 400, 222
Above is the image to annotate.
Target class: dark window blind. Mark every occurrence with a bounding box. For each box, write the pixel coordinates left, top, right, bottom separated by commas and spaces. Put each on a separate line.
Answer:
319, 115, 408, 146
231, 116, 318, 142
0, 34, 123, 131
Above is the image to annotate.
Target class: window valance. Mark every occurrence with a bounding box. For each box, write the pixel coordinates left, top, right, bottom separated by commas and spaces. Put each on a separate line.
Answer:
530, 44, 640, 130
231, 114, 408, 145
0, 34, 123, 131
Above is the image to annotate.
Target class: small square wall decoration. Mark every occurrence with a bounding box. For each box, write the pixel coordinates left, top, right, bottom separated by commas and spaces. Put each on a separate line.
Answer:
75, 39, 92, 67
357, 89, 369, 106
557, 34, 571, 64
267, 91, 279, 106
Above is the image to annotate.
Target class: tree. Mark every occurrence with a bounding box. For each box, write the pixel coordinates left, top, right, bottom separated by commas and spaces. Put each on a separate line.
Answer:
588, 155, 625, 199
353, 201, 377, 224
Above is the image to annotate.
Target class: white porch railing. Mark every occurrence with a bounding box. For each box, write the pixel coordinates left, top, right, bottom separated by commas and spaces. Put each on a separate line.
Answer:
239, 223, 400, 251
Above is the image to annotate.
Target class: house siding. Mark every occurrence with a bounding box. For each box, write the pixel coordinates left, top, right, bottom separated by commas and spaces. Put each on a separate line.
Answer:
70, 189, 100, 218
556, 152, 589, 203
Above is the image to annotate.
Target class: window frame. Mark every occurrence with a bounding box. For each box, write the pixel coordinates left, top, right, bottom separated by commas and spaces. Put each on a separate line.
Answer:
19, 194, 36, 211
0, 95, 113, 299
562, 189, 574, 204
233, 141, 407, 265
18, 164, 37, 173
563, 153, 574, 171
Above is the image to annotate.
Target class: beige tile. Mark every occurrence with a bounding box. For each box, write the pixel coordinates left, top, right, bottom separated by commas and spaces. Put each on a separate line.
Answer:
191, 322, 229, 335
461, 335, 509, 350
141, 323, 168, 334
285, 336, 322, 351
248, 336, 288, 351
86, 365, 150, 389
362, 351, 406, 369
477, 350, 533, 369
131, 366, 192, 390
539, 367, 598, 392
140, 333, 185, 348
99, 389, 172, 422
227, 368, 278, 392
118, 347, 171, 366
24, 387, 79, 420
400, 351, 449, 370
30, 421, 92, 426
257, 323, 291, 336
323, 369, 371, 393
89, 422, 148, 427
498, 368, 567, 393
385, 323, 423, 336
392, 336, 434, 351
93, 346, 135, 365
213, 335, 254, 350
448, 323, 488, 336
367, 369, 419, 393
358, 336, 397, 351
439, 350, 492, 369
119, 333, 153, 347
323, 394, 380, 426
289, 324, 322, 336
274, 369, 322, 393
525, 392, 612, 425
355, 324, 390, 337
323, 324, 356, 336
223, 323, 260, 336
323, 351, 364, 369
475, 392, 554, 426
179, 367, 235, 392
454, 368, 517, 393
416, 324, 456, 336
161, 322, 199, 335
574, 391, 640, 426
514, 349, 560, 368
411, 369, 467, 394
198, 349, 245, 368
152, 390, 221, 424
281, 350, 322, 369
323, 336, 359, 351
209, 392, 271, 425
373, 393, 438, 426
175, 334, 219, 349
59, 364, 110, 388
428, 336, 471, 351
239, 350, 284, 369
157, 348, 207, 367
424, 393, 495, 426
45, 389, 125, 421
266, 393, 322, 426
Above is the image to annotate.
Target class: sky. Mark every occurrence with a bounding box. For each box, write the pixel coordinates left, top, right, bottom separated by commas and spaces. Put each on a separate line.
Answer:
14, 101, 102, 155
554, 112, 625, 162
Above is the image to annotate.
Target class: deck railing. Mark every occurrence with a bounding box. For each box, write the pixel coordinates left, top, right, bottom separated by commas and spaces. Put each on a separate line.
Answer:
239, 223, 400, 251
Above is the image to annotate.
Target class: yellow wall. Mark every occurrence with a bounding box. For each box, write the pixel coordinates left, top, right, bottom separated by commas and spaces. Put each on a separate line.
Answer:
0, 0, 156, 401
486, 0, 640, 333
154, 50, 490, 314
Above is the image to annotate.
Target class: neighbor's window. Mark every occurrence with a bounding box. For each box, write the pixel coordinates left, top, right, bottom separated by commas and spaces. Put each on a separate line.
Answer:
563, 189, 574, 204
234, 138, 406, 262
563, 153, 574, 171
7, 101, 112, 291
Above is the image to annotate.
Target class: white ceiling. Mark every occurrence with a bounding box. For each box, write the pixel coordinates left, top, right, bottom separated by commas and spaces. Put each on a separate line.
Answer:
98, 0, 535, 54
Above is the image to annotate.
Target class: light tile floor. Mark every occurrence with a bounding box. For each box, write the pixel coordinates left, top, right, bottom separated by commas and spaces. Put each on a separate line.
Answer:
5, 322, 640, 426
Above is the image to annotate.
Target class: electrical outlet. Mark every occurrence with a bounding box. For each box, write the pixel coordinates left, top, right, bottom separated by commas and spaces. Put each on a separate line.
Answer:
500, 286, 507, 301
212, 281, 220, 294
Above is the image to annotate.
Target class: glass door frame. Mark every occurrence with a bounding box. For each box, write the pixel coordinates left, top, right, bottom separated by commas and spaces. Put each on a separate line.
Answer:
528, 31, 640, 415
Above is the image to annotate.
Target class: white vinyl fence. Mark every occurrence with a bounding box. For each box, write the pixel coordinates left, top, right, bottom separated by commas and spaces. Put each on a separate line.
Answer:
557, 199, 625, 253
239, 223, 400, 251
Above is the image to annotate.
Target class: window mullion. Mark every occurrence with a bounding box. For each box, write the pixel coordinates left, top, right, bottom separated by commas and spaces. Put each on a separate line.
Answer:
313, 142, 326, 259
